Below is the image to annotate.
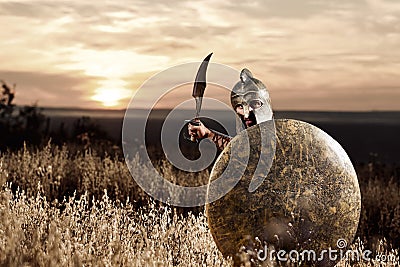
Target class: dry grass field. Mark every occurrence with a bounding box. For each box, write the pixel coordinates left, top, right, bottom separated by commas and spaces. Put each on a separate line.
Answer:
0, 143, 399, 266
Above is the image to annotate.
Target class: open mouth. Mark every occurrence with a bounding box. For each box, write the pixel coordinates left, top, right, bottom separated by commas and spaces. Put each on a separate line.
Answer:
243, 111, 257, 128
244, 118, 254, 127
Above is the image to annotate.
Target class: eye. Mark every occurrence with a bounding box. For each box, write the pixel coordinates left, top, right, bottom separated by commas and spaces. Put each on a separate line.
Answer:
235, 104, 243, 111
249, 100, 263, 109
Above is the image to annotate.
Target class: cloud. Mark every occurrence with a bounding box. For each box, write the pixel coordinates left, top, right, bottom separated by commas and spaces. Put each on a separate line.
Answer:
58, 49, 170, 78
273, 84, 400, 111
0, 0, 399, 110
0, 1, 60, 19
0, 69, 99, 107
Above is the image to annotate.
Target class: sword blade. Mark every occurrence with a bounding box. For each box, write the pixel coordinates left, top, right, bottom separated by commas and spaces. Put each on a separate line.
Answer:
195, 97, 202, 118
192, 52, 212, 118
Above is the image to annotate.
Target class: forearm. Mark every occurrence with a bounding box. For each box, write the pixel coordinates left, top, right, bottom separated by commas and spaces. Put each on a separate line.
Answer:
207, 129, 233, 151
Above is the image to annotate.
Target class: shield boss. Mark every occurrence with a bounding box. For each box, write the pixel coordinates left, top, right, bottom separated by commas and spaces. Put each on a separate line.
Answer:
206, 119, 361, 265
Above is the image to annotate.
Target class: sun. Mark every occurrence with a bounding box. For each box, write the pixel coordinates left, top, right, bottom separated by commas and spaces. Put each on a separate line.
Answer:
91, 79, 132, 108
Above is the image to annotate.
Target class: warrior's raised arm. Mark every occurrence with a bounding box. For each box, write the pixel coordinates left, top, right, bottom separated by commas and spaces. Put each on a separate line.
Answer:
188, 120, 232, 151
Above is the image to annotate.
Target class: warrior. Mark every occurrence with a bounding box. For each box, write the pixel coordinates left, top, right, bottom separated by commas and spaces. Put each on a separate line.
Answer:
188, 68, 273, 150
187, 58, 360, 267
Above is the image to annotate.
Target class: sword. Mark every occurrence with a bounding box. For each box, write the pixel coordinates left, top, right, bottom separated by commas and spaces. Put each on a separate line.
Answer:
188, 52, 213, 142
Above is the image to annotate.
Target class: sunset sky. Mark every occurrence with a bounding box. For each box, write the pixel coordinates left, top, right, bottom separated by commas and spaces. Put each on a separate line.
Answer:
0, 0, 399, 110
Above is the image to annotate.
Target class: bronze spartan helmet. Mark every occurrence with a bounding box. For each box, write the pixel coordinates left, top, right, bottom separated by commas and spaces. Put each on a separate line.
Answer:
231, 69, 273, 125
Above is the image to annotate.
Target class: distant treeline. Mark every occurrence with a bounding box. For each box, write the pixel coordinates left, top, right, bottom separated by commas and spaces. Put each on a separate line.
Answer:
0, 105, 117, 153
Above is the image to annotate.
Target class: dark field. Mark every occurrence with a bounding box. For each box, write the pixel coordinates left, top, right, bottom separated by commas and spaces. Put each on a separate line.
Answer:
42, 108, 400, 163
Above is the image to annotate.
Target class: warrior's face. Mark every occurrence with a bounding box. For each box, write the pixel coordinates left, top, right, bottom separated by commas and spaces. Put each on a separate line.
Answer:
231, 69, 273, 129
231, 93, 260, 128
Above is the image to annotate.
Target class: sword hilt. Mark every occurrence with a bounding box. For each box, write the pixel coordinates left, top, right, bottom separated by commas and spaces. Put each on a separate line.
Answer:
185, 119, 201, 142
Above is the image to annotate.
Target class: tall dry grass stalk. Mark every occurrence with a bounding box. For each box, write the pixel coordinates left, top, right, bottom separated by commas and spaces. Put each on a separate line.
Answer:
0, 143, 399, 266
0, 185, 230, 266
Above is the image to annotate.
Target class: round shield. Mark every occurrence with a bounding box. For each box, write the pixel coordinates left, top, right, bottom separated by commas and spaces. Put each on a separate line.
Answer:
206, 119, 361, 266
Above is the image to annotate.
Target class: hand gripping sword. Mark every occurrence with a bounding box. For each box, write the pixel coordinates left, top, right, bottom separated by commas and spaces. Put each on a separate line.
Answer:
189, 52, 213, 142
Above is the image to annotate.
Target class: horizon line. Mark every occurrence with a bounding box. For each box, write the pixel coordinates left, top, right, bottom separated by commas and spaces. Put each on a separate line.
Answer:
31, 106, 400, 113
